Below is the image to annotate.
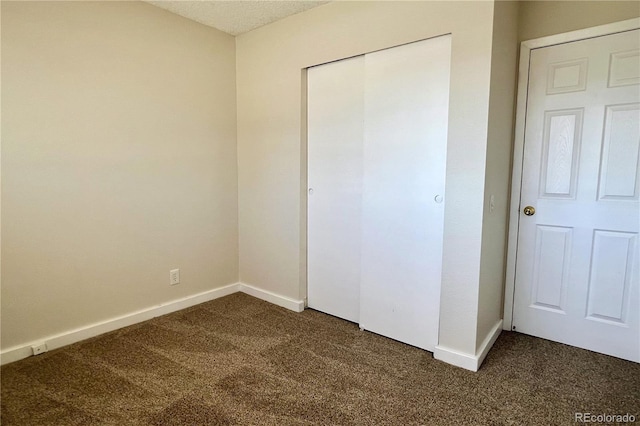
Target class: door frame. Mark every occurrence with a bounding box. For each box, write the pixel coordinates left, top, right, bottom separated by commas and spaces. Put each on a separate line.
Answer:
503, 17, 640, 331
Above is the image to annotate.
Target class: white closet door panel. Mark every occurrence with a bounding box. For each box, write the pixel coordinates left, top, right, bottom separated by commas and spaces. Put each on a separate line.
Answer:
307, 56, 364, 323
360, 36, 451, 351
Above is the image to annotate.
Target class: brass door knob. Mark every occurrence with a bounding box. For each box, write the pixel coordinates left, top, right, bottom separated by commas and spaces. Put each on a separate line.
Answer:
523, 206, 535, 216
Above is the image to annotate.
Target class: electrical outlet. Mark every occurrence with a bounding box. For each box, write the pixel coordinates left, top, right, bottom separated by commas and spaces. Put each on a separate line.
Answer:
170, 269, 180, 286
490, 195, 495, 213
31, 343, 48, 356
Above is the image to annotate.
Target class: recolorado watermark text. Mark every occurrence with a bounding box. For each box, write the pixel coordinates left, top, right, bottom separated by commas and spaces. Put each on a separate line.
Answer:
575, 413, 636, 423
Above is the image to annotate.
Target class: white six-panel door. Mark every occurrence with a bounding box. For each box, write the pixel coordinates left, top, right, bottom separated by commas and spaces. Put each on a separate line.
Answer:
307, 36, 451, 351
513, 29, 640, 362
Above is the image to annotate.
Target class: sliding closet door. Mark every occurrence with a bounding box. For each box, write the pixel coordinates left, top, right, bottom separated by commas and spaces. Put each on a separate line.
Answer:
307, 56, 364, 323
359, 36, 451, 351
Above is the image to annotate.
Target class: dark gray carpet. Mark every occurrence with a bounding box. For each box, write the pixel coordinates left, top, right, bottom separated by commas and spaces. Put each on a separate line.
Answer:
2, 293, 639, 425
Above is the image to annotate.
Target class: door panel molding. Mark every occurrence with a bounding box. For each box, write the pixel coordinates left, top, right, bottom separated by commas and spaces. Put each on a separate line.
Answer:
503, 18, 640, 331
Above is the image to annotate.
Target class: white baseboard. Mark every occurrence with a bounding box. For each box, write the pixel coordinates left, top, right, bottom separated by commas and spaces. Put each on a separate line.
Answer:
238, 282, 305, 312
5, 280, 502, 371
0, 282, 241, 366
434, 319, 503, 372
476, 319, 503, 367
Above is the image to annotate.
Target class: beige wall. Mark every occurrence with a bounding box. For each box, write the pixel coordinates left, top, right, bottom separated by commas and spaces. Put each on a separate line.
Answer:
1, 1, 238, 350
477, 0, 519, 351
519, 1, 640, 41
236, 1, 496, 356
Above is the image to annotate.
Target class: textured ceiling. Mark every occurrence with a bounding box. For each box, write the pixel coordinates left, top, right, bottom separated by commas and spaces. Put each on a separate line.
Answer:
146, 1, 330, 36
